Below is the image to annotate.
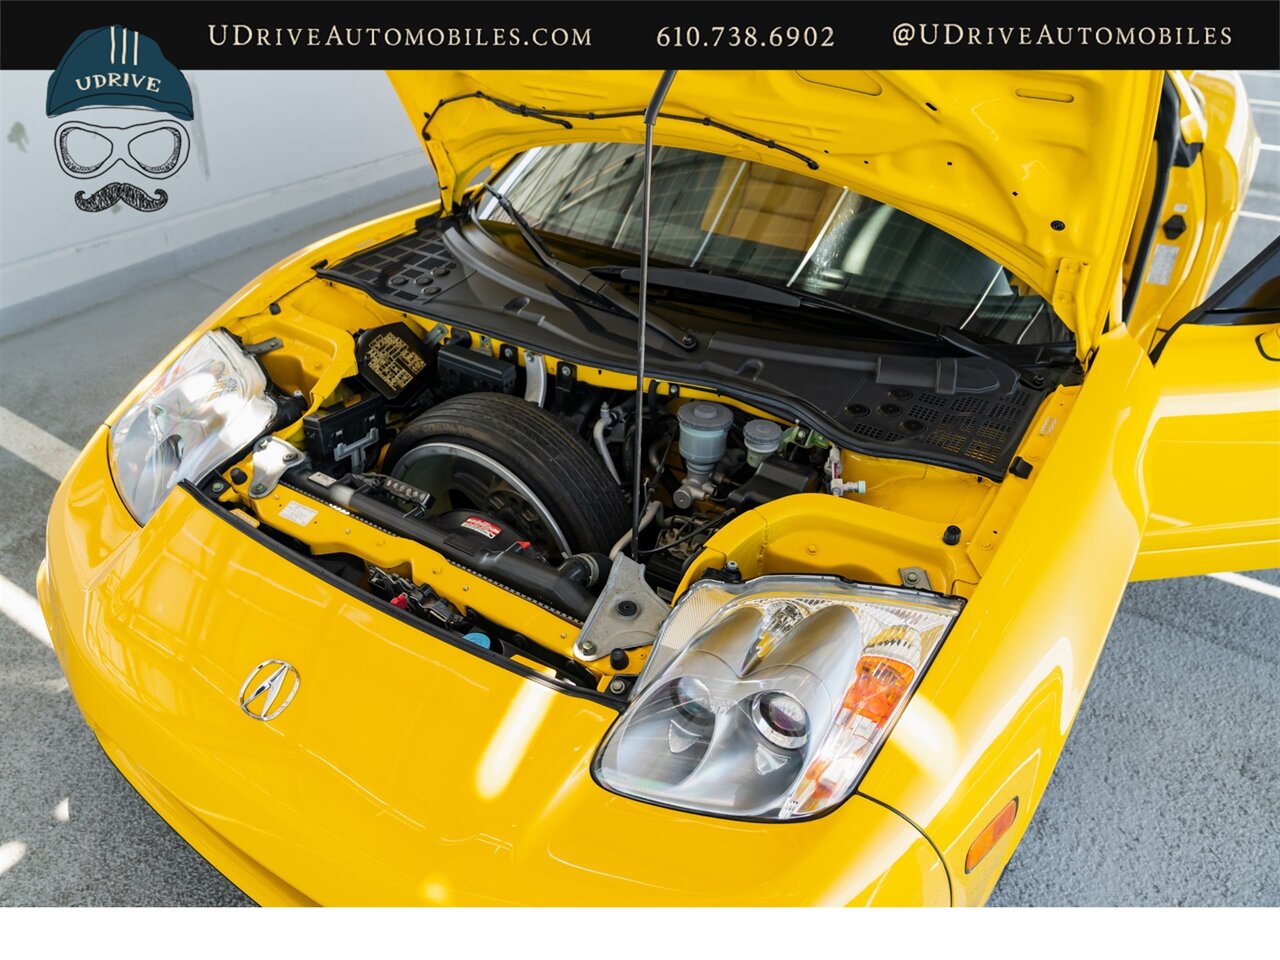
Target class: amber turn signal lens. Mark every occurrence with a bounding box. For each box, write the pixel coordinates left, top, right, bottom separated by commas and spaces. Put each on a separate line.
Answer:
844, 655, 915, 726
965, 797, 1019, 873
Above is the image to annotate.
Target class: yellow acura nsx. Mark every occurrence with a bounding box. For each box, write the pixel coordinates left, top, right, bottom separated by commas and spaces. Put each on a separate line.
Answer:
38, 70, 1277, 906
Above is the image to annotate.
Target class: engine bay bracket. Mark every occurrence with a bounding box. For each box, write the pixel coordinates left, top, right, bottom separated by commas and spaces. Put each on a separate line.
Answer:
249, 437, 310, 499
572, 555, 669, 663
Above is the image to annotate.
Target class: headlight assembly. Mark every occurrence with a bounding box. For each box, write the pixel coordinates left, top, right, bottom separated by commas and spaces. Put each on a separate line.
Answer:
594, 576, 962, 821
109, 330, 276, 523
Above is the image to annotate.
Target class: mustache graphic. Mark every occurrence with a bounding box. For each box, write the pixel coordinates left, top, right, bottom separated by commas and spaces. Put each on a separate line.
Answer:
74, 182, 168, 213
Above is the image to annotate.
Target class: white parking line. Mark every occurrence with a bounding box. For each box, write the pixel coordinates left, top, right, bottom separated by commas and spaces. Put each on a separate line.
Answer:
1208, 572, 1280, 600
1260, 144, 1280, 152
1240, 211, 1280, 223
0, 407, 80, 483
0, 573, 52, 647
1251, 99, 1280, 108
0, 841, 29, 877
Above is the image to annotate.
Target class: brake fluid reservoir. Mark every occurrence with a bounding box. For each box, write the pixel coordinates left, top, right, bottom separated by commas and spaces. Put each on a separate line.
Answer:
677, 401, 733, 481
743, 419, 783, 468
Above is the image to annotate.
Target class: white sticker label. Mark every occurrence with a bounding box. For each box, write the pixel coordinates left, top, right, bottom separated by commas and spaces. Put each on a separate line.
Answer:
308, 472, 338, 487
1145, 244, 1179, 286
461, 516, 503, 539
279, 501, 318, 526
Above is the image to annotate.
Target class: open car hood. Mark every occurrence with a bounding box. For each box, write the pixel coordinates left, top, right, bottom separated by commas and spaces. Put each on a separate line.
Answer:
387, 70, 1164, 355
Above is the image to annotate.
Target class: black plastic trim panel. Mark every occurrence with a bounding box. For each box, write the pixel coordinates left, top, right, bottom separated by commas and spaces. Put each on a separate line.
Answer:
318, 226, 473, 308
318, 221, 1051, 481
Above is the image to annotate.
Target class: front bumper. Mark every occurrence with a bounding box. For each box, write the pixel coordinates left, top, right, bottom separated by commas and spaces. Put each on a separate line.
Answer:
39, 427, 949, 906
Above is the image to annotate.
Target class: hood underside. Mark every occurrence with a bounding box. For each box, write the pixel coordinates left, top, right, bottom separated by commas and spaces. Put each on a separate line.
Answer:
387, 69, 1163, 354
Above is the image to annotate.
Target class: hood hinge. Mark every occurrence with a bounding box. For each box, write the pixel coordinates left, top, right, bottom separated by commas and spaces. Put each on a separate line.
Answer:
1052, 257, 1093, 359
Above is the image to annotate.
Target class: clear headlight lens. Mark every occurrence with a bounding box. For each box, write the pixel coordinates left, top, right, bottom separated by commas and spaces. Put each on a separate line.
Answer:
109, 330, 275, 523
594, 576, 962, 820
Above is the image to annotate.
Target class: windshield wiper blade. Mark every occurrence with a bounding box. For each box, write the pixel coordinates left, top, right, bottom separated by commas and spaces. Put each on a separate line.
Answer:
594, 264, 1045, 388
471, 184, 697, 351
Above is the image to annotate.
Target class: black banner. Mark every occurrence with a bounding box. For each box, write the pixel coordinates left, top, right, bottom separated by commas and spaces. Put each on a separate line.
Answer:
1, 1, 1277, 70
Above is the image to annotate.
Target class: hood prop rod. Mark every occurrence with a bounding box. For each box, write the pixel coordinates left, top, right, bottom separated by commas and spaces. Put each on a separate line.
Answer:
630, 69, 678, 563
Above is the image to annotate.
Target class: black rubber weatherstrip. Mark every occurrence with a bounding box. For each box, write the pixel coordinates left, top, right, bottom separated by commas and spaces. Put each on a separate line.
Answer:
1122, 76, 1182, 325
421, 90, 821, 171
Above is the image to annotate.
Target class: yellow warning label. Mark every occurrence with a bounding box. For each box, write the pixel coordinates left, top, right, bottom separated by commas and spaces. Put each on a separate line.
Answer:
366, 332, 426, 392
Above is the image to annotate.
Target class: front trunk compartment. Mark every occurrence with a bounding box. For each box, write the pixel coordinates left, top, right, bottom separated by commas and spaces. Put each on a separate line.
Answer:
192, 216, 1074, 697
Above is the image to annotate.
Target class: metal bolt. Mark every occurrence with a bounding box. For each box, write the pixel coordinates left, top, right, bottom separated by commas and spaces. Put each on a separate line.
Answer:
726, 560, 739, 573
250, 483, 267, 495
257, 438, 270, 450
616, 600, 638, 619
608, 678, 627, 695
210, 480, 227, 494
283, 451, 299, 463
905, 571, 920, 584
580, 640, 598, 656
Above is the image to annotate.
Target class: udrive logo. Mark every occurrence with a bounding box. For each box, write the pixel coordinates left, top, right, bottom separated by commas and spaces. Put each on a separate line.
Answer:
46, 26, 195, 213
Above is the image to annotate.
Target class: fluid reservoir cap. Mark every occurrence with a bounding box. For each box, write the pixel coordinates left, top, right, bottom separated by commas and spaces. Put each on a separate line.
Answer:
743, 419, 784, 458
463, 631, 492, 650
678, 401, 734, 431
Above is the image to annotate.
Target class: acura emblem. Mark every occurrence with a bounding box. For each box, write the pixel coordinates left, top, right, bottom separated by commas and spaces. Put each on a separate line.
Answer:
238, 659, 300, 721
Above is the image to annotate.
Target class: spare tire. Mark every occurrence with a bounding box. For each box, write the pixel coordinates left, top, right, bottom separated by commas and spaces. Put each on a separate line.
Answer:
383, 393, 629, 559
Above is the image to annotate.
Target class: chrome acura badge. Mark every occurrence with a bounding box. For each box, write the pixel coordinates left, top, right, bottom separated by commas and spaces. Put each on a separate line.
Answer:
238, 660, 300, 721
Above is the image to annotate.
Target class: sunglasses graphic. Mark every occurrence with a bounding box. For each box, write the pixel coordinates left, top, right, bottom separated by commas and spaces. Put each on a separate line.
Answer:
54, 118, 189, 180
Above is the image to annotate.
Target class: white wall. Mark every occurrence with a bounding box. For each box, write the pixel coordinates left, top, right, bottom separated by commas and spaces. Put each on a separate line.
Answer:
0, 71, 435, 329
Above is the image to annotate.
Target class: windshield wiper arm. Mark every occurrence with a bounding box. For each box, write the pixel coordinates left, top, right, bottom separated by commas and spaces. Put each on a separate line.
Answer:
593, 264, 1045, 388
798, 291, 1046, 388
471, 184, 697, 350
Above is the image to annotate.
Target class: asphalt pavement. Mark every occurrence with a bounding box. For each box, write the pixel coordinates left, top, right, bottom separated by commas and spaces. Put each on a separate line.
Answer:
1, 72, 1277, 908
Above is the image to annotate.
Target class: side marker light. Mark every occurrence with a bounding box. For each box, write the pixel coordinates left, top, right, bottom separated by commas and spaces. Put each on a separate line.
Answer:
965, 797, 1019, 873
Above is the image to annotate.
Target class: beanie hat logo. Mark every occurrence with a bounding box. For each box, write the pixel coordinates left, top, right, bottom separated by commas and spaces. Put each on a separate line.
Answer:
47, 25, 194, 120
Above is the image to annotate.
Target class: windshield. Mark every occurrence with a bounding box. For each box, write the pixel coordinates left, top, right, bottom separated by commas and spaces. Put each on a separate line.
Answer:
479, 143, 1070, 346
